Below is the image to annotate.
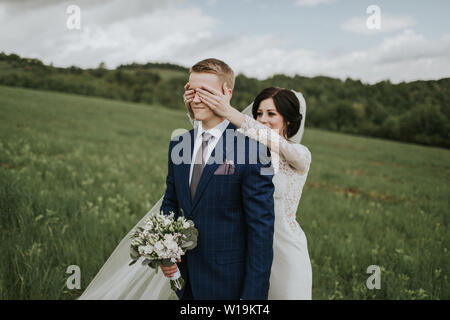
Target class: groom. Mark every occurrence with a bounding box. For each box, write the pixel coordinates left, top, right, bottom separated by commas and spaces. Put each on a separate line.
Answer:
160, 58, 275, 300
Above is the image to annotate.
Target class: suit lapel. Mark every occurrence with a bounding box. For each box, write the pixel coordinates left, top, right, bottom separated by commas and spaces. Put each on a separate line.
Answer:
183, 126, 197, 208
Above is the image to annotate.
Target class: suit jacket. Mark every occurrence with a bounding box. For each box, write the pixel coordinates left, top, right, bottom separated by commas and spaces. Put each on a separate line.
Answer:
160, 121, 275, 300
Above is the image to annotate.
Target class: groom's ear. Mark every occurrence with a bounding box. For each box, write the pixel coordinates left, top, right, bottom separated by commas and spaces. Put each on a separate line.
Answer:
223, 82, 233, 96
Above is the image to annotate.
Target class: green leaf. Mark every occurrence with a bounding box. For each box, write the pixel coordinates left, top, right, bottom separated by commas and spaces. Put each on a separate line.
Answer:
161, 258, 175, 267
184, 241, 197, 250
170, 277, 185, 292
181, 241, 193, 248
128, 260, 137, 266
130, 247, 140, 259
149, 260, 160, 270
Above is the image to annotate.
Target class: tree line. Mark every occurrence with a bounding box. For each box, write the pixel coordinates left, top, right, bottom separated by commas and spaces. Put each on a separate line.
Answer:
1, 52, 448, 148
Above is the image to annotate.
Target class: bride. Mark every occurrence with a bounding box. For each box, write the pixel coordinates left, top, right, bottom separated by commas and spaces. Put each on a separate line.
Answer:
78, 85, 312, 300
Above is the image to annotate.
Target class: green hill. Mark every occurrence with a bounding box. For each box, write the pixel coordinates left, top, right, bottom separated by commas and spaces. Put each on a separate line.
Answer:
1, 52, 449, 148
1, 85, 448, 299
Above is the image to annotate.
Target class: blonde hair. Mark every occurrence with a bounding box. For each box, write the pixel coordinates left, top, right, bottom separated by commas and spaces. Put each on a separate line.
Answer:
190, 58, 235, 90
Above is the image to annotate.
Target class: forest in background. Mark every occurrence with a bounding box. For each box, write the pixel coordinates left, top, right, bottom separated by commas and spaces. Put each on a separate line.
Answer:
1, 52, 448, 148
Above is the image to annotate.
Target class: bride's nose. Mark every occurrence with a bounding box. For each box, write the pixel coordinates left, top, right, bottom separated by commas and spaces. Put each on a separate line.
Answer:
259, 114, 269, 125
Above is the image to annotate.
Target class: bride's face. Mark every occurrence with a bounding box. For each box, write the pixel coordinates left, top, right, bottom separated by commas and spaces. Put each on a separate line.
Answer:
256, 98, 287, 138
188, 72, 222, 121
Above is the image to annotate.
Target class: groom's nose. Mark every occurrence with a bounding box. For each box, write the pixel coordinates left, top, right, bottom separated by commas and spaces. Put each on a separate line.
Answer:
193, 92, 202, 104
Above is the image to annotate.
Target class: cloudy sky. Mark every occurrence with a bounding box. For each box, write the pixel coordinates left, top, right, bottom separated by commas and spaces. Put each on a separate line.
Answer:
1, 0, 449, 83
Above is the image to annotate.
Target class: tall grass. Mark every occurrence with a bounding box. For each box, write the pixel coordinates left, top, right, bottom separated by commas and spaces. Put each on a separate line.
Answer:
0, 85, 448, 299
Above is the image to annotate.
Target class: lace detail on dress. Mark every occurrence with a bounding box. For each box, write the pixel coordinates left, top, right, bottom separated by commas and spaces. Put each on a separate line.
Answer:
238, 114, 312, 235
238, 115, 311, 174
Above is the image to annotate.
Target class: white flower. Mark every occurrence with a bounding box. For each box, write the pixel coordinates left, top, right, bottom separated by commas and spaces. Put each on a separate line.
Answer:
164, 234, 174, 241
144, 221, 153, 230
163, 217, 172, 227
154, 241, 164, 252
165, 240, 178, 251
162, 234, 177, 250
143, 245, 154, 255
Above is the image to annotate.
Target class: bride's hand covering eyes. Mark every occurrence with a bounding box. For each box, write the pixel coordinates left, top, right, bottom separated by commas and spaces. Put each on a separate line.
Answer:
196, 83, 233, 118
183, 82, 195, 120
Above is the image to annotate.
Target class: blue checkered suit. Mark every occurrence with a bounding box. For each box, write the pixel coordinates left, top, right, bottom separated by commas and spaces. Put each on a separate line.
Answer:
160, 122, 275, 300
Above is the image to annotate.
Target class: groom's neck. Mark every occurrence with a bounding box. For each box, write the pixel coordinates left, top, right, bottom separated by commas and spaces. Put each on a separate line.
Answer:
202, 116, 226, 130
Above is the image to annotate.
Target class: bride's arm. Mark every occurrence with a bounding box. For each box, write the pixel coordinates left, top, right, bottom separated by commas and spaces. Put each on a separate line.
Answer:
196, 85, 311, 174
195, 84, 311, 175
238, 113, 311, 175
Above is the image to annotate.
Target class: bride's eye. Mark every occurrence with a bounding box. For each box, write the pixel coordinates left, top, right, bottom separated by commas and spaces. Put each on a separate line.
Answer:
257, 112, 263, 117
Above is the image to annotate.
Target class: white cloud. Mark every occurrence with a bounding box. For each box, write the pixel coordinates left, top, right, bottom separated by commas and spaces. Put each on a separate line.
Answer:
295, 0, 336, 7
0, 0, 215, 68
1, 1, 449, 84
341, 13, 416, 35
185, 29, 450, 84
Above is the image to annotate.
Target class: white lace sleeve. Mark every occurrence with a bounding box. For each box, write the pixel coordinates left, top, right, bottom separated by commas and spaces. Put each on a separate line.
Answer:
238, 114, 311, 175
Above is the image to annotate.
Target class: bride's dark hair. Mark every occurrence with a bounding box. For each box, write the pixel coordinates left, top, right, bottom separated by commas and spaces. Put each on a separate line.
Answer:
251, 87, 303, 139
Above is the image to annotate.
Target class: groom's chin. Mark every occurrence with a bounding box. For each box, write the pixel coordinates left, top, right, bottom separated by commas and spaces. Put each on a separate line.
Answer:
193, 109, 212, 121
193, 113, 204, 121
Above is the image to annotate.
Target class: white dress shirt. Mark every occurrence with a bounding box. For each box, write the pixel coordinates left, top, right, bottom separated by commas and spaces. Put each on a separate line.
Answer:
189, 119, 230, 185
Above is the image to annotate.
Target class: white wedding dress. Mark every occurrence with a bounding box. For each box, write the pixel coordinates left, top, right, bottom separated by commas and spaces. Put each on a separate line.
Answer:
79, 91, 312, 300
238, 114, 312, 300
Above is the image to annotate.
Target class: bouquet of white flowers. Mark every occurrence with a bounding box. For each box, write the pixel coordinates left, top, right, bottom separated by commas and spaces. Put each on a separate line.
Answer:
129, 209, 198, 291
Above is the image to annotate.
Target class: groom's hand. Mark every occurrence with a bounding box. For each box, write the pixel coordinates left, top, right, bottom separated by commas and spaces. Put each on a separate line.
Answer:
160, 258, 181, 278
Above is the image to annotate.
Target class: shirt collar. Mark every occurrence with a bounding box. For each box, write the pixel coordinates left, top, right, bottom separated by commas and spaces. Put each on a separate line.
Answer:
197, 119, 230, 141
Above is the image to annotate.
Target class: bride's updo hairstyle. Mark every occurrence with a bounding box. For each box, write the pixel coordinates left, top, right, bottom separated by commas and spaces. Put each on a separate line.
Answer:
252, 87, 303, 139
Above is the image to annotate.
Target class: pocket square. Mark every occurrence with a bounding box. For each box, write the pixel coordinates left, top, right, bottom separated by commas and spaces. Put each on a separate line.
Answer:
214, 159, 235, 175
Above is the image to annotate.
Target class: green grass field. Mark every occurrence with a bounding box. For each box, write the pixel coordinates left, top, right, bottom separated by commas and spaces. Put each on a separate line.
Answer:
0, 85, 448, 299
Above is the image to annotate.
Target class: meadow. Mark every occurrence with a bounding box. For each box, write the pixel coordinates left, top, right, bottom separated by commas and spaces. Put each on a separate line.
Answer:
0, 85, 448, 299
